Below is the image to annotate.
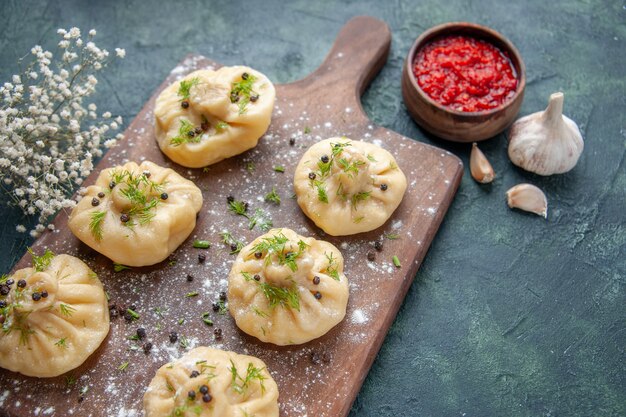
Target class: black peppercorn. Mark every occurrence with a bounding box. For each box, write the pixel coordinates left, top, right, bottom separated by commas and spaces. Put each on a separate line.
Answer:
310, 351, 321, 365
190, 370, 200, 378
367, 252, 375, 261
242, 72, 249, 80
187, 130, 195, 137
181, 100, 190, 109
314, 291, 322, 300
194, 127, 202, 135
313, 276, 320, 285
120, 213, 130, 223
109, 181, 116, 189
136, 327, 146, 339
17, 279, 26, 288
143, 342, 153, 354
169, 331, 178, 343
202, 393, 212, 403
97, 192, 106, 198
198, 253, 206, 263
212, 302, 220, 312
32, 292, 41, 301
253, 274, 261, 281
199, 385, 209, 394
109, 307, 118, 319
230, 243, 238, 252
227, 195, 235, 203
249, 94, 259, 102
0, 285, 9, 296
321, 155, 329, 163
124, 311, 134, 321
380, 183, 388, 191
308, 172, 316, 180
230, 92, 239, 103
244, 202, 249, 211
41, 290, 48, 298
254, 251, 263, 259
129, 304, 137, 311
143, 171, 151, 178
289, 137, 296, 146
91, 197, 100, 207
188, 390, 196, 399
374, 241, 383, 251
6, 279, 13, 286
214, 328, 223, 340
219, 291, 227, 301
201, 122, 209, 131
0, 301, 6, 308
160, 192, 168, 200
186, 274, 194, 282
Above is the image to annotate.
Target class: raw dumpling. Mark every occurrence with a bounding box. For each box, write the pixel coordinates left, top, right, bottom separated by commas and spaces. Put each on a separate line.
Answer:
144, 347, 279, 417
228, 228, 349, 345
68, 161, 203, 267
294, 137, 407, 235
0, 251, 109, 377
155, 66, 276, 168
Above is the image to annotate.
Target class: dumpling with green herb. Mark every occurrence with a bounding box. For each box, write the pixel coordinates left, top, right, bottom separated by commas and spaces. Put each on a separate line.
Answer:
68, 161, 203, 267
0, 250, 109, 377
294, 137, 407, 235
154, 66, 276, 168
144, 346, 279, 417
228, 228, 349, 346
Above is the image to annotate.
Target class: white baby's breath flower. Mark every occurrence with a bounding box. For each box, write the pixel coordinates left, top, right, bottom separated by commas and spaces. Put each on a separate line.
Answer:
1, 26, 125, 235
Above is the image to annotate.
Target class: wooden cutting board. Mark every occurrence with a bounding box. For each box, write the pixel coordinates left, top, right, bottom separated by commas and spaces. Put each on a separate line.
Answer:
0, 16, 462, 417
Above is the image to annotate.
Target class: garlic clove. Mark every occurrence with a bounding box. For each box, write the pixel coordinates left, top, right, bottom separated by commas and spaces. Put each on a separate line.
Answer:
470, 142, 495, 183
506, 183, 548, 218
508, 92, 584, 175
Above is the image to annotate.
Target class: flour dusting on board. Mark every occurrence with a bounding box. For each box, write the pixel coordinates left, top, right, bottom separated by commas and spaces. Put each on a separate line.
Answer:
0, 53, 461, 417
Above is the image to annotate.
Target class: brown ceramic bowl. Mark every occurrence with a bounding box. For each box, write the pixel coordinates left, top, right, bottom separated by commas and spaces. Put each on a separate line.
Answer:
402, 22, 526, 142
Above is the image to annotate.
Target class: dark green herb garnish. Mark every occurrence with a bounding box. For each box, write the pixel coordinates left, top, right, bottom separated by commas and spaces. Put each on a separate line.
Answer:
264, 187, 281, 205
186, 291, 199, 298
229, 360, 267, 395
113, 263, 131, 272
171, 119, 201, 146
118, 361, 129, 371
177, 77, 200, 100
324, 252, 340, 281
59, 303, 76, 317
193, 240, 211, 249
385, 233, 400, 240
89, 211, 106, 241
220, 231, 244, 254
273, 165, 285, 173
230, 73, 258, 114
28, 248, 54, 272
242, 272, 300, 311
351, 191, 371, 210
392, 255, 401, 268
126, 308, 140, 321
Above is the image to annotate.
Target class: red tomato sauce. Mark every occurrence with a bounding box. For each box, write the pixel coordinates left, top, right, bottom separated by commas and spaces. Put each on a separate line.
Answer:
413, 35, 518, 112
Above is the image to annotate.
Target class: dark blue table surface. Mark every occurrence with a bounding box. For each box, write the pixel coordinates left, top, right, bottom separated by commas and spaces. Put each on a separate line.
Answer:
0, 1, 624, 416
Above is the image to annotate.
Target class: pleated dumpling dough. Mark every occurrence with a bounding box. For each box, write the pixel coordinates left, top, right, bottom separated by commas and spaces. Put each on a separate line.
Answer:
294, 137, 407, 235
144, 347, 279, 417
228, 228, 349, 345
155, 66, 276, 168
0, 251, 109, 377
68, 161, 203, 267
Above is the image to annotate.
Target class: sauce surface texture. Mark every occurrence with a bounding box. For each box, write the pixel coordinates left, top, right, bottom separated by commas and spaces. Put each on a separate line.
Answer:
413, 35, 518, 112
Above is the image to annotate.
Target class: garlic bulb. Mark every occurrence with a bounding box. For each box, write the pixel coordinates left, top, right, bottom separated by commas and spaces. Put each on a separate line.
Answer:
470, 143, 495, 184
506, 183, 547, 218
508, 92, 583, 175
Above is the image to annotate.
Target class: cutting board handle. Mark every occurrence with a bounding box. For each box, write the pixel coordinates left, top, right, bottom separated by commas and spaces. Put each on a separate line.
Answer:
288, 16, 391, 115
